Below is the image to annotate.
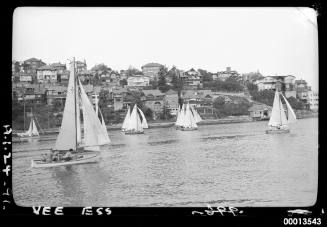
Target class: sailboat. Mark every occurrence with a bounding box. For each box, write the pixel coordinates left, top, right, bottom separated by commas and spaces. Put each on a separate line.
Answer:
31, 58, 106, 168
175, 103, 198, 131
16, 107, 43, 139
124, 104, 144, 134
266, 89, 297, 134
16, 117, 40, 138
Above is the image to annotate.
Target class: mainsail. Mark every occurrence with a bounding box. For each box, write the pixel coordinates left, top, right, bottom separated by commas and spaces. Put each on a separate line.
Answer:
122, 107, 131, 130
268, 90, 288, 127
138, 107, 148, 128
175, 107, 182, 126
54, 62, 78, 151
31, 119, 39, 136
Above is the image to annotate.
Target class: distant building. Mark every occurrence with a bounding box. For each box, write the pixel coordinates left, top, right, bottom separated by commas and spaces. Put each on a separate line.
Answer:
307, 90, 318, 111
22, 58, 46, 74
127, 75, 150, 87
141, 63, 164, 80
51, 62, 66, 75
45, 85, 67, 105
248, 102, 272, 120
19, 73, 33, 83
36, 65, 58, 84
76, 60, 87, 73
180, 68, 203, 89
254, 75, 296, 98
213, 67, 240, 81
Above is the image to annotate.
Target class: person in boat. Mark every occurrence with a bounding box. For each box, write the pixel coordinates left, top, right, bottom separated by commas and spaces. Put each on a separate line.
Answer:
63, 149, 73, 161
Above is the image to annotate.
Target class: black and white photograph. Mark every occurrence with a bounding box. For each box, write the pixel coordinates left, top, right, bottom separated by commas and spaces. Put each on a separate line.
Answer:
11, 7, 318, 209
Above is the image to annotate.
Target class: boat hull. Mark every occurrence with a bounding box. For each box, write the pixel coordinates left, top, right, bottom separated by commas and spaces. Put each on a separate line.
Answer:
31, 153, 100, 168
179, 127, 198, 131
266, 129, 290, 134
124, 131, 144, 135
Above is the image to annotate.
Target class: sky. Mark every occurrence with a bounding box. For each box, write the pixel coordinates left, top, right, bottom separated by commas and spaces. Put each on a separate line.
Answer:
12, 7, 318, 90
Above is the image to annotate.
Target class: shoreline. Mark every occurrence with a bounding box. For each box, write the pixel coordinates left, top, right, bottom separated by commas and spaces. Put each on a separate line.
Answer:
13, 114, 318, 135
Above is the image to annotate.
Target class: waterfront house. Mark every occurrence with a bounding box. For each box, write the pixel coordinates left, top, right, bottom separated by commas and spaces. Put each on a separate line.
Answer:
248, 102, 272, 120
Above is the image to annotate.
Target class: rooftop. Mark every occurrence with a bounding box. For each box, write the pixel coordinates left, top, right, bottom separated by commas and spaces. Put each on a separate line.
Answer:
141, 63, 164, 68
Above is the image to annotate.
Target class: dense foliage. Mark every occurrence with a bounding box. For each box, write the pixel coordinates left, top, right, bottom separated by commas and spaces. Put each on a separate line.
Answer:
157, 67, 170, 93
213, 97, 251, 117
204, 77, 244, 92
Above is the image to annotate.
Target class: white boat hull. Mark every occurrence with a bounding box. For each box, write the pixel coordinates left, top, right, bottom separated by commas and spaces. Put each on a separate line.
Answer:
124, 130, 144, 135
266, 129, 290, 134
31, 153, 100, 168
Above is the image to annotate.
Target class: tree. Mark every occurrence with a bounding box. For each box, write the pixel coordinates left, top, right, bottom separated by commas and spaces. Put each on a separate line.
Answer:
247, 82, 258, 96
149, 78, 158, 89
213, 96, 225, 109
119, 79, 127, 86
144, 108, 153, 120
198, 68, 213, 82
251, 90, 275, 106
52, 99, 63, 112
157, 67, 170, 93
98, 90, 111, 109
91, 63, 111, 75
125, 66, 142, 77
286, 96, 304, 110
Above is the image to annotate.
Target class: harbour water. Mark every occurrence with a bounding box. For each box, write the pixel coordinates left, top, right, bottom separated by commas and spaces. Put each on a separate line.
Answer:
12, 118, 318, 207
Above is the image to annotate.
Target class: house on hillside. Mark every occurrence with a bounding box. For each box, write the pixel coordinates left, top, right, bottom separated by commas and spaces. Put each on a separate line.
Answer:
36, 65, 58, 84
141, 63, 164, 80
22, 58, 46, 75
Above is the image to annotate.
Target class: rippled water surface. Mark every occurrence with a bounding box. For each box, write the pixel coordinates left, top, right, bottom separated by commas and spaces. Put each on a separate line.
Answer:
13, 118, 318, 207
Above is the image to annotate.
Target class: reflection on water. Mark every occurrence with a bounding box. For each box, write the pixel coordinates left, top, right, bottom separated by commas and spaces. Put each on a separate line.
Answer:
13, 118, 318, 207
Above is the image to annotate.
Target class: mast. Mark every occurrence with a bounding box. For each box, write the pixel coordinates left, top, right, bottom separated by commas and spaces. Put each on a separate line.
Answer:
73, 57, 78, 150
278, 90, 283, 126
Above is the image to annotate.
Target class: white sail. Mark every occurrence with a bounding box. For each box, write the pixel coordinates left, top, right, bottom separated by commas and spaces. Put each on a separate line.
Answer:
31, 119, 39, 136
122, 107, 131, 130
138, 107, 148, 128
268, 90, 288, 127
54, 62, 78, 151
26, 120, 33, 136
179, 104, 187, 126
281, 93, 297, 124
76, 91, 82, 143
78, 79, 108, 146
99, 107, 111, 143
